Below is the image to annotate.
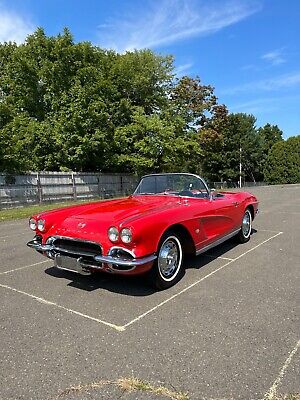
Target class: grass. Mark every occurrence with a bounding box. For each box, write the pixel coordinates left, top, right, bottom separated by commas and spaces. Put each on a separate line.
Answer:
54, 377, 299, 400
117, 377, 189, 400
0, 198, 102, 222
55, 377, 189, 400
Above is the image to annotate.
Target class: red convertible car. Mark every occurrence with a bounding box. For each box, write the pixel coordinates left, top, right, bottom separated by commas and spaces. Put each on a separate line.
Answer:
27, 173, 258, 289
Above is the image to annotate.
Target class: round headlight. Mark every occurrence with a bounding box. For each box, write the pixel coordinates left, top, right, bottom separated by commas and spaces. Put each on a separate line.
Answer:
108, 226, 119, 242
37, 219, 45, 232
29, 218, 36, 230
120, 228, 132, 244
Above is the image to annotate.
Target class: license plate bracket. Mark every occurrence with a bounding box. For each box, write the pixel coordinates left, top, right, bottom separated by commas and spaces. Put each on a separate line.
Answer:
55, 254, 91, 275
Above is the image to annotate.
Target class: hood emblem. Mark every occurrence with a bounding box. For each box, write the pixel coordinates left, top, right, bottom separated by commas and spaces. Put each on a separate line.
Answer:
77, 222, 86, 229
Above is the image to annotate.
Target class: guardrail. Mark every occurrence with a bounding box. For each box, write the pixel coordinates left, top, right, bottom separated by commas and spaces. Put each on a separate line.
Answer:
0, 172, 139, 209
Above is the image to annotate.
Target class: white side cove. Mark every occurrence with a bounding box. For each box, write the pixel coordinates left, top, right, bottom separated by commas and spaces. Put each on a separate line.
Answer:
196, 229, 240, 256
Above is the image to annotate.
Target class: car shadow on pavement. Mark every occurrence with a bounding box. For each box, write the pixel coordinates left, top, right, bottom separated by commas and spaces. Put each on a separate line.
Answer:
45, 266, 158, 296
185, 228, 258, 270
45, 230, 258, 296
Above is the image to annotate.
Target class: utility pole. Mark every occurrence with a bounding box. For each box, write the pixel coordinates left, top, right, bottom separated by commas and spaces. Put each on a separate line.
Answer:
239, 145, 242, 188
239, 144, 242, 188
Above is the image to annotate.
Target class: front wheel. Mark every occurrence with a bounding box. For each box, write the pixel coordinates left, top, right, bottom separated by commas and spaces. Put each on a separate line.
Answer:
149, 231, 184, 290
237, 208, 252, 243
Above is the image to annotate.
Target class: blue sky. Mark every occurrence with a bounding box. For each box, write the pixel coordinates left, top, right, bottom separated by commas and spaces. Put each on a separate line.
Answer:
0, 0, 299, 138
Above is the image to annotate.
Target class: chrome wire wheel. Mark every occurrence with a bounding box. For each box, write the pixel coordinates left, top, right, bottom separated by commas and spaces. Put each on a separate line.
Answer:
157, 235, 183, 282
242, 209, 252, 238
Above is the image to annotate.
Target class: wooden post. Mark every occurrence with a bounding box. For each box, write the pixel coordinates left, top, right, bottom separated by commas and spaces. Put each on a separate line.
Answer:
97, 175, 101, 198
120, 175, 123, 195
71, 172, 77, 200
37, 172, 42, 203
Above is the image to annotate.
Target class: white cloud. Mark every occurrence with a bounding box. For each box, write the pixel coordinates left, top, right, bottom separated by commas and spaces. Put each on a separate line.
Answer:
229, 94, 300, 115
230, 97, 281, 114
221, 72, 300, 95
0, 3, 34, 44
97, 0, 262, 53
261, 49, 286, 66
174, 62, 193, 77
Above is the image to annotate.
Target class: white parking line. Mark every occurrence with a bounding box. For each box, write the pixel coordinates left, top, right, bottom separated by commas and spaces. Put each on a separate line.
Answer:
263, 339, 300, 400
0, 283, 125, 332
277, 211, 300, 215
203, 254, 234, 261
259, 229, 285, 233
0, 259, 51, 275
122, 231, 283, 330
0, 232, 27, 240
0, 231, 283, 332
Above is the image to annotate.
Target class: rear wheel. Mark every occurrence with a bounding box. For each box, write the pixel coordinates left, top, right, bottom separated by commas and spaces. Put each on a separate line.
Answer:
237, 208, 252, 243
149, 231, 184, 290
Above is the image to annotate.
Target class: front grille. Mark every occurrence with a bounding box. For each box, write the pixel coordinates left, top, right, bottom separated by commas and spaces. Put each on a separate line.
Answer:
49, 237, 102, 259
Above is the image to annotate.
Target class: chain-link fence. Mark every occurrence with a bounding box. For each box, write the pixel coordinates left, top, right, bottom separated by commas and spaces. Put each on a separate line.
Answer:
208, 181, 266, 189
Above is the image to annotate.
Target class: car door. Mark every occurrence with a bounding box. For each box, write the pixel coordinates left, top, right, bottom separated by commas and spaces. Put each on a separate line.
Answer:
191, 193, 242, 249
209, 193, 242, 236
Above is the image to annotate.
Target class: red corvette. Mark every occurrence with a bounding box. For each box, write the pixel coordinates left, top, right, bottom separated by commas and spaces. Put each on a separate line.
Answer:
27, 173, 258, 289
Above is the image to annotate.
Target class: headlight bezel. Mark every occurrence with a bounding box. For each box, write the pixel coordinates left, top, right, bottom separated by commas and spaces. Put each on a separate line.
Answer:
37, 219, 45, 232
29, 217, 37, 231
108, 226, 119, 242
120, 228, 132, 244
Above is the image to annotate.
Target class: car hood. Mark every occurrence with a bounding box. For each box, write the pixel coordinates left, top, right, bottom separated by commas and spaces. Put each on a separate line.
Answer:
60, 195, 181, 228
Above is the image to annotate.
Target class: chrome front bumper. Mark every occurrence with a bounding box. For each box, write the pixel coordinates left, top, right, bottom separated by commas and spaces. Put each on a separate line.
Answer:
27, 240, 53, 252
27, 238, 157, 274
94, 254, 156, 267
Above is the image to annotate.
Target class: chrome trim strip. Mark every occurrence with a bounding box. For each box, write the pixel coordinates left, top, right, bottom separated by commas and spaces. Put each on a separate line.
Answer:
195, 229, 240, 256
94, 253, 157, 267
109, 246, 136, 258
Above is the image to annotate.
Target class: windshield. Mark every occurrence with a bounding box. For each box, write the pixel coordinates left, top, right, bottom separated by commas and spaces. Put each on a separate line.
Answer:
133, 174, 209, 198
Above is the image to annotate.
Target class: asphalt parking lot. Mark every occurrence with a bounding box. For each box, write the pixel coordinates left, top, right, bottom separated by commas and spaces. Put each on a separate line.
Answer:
0, 184, 299, 400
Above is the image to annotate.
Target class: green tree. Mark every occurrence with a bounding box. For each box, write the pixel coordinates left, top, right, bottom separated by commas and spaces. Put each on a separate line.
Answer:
0, 28, 180, 173
2, 27, 282, 179
170, 76, 225, 130
200, 113, 262, 183
257, 123, 283, 178
264, 136, 300, 184
257, 123, 283, 152
113, 107, 202, 175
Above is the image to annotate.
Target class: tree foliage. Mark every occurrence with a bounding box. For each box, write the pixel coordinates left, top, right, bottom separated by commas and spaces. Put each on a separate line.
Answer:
264, 136, 300, 184
0, 28, 297, 184
200, 113, 263, 183
0, 28, 226, 175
